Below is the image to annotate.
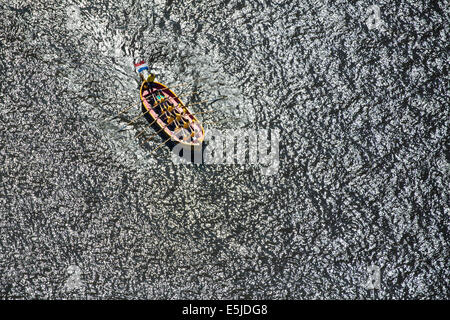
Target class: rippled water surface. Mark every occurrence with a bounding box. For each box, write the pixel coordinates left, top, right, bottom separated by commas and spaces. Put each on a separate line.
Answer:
0, 0, 448, 299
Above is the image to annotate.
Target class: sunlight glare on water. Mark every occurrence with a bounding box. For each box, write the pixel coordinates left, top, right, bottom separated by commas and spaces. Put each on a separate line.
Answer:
0, 0, 448, 299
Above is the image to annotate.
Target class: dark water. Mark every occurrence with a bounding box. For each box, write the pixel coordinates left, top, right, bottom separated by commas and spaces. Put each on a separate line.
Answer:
0, 0, 448, 299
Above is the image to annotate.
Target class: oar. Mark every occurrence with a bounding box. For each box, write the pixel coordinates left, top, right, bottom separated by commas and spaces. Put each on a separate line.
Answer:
135, 108, 168, 138
135, 92, 167, 133
202, 121, 219, 126
118, 93, 173, 132
160, 78, 208, 92
101, 81, 164, 123
102, 102, 139, 122
181, 96, 227, 108
147, 85, 201, 100
175, 110, 216, 123
190, 110, 215, 116
101, 84, 208, 123
149, 124, 194, 154
150, 124, 199, 153
150, 135, 174, 154
137, 93, 222, 138
158, 82, 190, 92
177, 91, 201, 98
135, 89, 191, 138
135, 89, 174, 137
118, 109, 151, 132
142, 119, 177, 145
138, 108, 211, 139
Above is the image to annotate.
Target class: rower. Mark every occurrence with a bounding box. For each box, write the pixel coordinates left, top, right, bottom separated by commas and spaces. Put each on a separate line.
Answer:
147, 73, 156, 83
142, 81, 152, 99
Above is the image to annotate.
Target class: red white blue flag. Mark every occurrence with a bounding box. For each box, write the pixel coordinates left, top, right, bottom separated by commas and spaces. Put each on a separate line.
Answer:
134, 61, 149, 73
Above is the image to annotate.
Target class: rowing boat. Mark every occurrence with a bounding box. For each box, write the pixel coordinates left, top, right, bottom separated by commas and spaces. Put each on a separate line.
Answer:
135, 60, 205, 147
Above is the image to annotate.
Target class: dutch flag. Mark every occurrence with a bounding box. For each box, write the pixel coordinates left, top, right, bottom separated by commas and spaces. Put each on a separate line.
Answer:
134, 61, 149, 73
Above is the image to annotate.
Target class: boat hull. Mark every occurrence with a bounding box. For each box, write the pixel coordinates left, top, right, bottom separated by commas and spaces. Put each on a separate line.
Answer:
140, 81, 205, 147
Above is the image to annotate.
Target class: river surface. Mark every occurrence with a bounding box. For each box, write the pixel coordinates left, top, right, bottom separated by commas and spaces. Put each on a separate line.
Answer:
0, 0, 448, 299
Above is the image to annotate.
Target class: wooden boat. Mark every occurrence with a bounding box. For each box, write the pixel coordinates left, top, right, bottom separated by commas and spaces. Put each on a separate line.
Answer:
135, 60, 205, 147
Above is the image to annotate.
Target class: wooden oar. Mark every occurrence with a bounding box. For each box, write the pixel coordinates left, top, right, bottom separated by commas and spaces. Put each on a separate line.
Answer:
102, 102, 139, 122
101, 81, 161, 123
190, 110, 215, 116
160, 78, 208, 92
118, 93, 172, 132
118, 109, 151, 131
157, 82, 189, 92
113, 86, 201, 129
202, 121, 219, 126
135, 91, 167, 132
138, 107, 212, 140
150, 135, 174, 154
149, 124, 195, 153
142, 119, 178, 145
135, 113, 161, 137
135, 89, 174, 137
135, 88, 192, 139
135, 107, 168, 138
181, 96, 227, 108
178, 91, 202, 98
149, 124, 200, 153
